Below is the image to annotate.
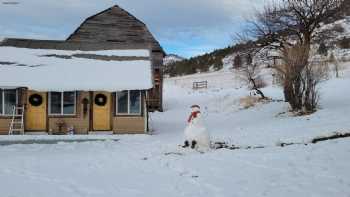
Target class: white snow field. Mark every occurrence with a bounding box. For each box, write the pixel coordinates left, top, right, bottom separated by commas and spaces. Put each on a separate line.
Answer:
0, 64, 350, 197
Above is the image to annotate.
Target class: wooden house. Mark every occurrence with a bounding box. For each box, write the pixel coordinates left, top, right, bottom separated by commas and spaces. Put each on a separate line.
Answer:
0, 5, 164, 135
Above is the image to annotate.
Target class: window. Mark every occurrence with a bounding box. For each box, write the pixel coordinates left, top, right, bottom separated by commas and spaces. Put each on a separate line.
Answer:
117, 91, 128, 114
116, 90, 141, 115
49, 92, 76, 115
63, 92, 75, 114
130, 91, 141, 114
50, 92, 61, 114
0, 89, 18, 116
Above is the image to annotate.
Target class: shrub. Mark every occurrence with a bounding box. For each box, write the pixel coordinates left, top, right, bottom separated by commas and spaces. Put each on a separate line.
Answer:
318, 42, 328, 56
277, 45, 329, 113
338, 37, 350, 49
332, 24, 345, 33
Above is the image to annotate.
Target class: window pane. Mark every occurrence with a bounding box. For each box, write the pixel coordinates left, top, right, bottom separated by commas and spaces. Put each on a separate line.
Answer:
117, 91, 128, 114
63, 92, 75, 115
50, 92, 62, 114
0, 90, 2, 114
4, 90, 16, 115
130, 91, 141, 114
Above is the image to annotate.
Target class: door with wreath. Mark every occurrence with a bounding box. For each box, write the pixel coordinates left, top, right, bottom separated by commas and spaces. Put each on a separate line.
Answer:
25, 91, 47, 131
92, 92, 111, 131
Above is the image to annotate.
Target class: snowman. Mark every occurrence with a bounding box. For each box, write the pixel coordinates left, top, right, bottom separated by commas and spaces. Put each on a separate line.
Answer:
183, 105, 211, 150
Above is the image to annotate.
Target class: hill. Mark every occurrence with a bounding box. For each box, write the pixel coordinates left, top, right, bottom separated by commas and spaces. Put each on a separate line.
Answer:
164, 44, 251, 77
163, 54, 185, 66
165, 10, 350, 77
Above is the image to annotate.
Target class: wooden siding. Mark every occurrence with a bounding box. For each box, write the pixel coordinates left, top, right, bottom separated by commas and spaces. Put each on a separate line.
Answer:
0, 119, 11, 134
113, 117, 145, 134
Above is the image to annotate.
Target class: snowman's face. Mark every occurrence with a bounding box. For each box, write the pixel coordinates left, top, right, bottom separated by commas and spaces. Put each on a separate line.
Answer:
191, 107, 200, 112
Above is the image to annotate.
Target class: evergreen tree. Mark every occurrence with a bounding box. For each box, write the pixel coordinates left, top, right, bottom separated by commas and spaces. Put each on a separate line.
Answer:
233, 55, 242, 69
318, 42, 328, 56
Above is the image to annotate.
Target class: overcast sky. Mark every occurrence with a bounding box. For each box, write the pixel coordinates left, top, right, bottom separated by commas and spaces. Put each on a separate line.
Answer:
0, 0, 265, 57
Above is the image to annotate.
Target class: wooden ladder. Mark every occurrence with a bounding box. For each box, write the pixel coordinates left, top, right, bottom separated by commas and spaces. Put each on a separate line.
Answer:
9, 106, 24, 135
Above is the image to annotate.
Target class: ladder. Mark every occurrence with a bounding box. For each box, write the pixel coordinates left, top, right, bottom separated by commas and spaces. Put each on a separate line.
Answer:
9, 106, 25, 135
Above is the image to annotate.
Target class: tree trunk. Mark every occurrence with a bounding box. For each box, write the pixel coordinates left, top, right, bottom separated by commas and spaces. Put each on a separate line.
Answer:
250, 77, 266, 99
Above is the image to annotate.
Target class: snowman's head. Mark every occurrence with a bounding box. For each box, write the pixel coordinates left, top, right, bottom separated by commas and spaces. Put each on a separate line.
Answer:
191, 105, 200, 112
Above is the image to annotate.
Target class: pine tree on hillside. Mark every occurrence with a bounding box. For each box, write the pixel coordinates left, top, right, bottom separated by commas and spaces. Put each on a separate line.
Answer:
318, 42, 328, 56
233, 55, 242, 69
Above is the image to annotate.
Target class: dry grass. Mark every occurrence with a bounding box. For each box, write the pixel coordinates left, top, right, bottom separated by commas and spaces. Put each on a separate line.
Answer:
239, 96, 261, 109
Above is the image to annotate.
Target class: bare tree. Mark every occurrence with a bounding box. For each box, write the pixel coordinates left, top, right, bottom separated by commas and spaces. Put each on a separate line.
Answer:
238, 0, 344, 112
238, 53, 266, 99
275, 45, 329, 112
303, 60, 329, 111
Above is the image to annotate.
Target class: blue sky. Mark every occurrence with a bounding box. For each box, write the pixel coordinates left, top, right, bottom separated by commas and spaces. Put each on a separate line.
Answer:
0, 0, 264, 58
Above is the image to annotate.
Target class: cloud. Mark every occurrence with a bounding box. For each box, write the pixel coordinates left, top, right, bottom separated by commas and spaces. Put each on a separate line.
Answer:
0, 0, 265, 57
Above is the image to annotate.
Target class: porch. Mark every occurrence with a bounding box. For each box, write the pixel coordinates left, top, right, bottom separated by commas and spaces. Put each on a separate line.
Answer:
0, 90, 149, 135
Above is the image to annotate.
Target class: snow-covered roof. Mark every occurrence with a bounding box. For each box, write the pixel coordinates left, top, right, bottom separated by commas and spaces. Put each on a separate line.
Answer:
0, 47, 153, 91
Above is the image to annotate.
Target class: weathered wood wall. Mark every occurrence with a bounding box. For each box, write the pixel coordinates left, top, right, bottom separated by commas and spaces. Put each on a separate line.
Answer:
67, 5, 162, 53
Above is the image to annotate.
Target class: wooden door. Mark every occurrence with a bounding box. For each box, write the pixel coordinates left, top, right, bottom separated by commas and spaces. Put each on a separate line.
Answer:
93, 92, 111, 131
25, 91, 47, 131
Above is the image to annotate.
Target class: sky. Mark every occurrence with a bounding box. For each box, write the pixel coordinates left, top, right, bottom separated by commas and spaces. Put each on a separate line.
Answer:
0, 0, 265, 58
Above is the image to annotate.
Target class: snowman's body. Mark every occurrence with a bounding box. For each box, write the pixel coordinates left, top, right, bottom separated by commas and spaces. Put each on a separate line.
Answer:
184, 109, 211, 150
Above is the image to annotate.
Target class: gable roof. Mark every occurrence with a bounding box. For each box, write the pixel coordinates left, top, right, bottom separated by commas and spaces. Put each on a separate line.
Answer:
0, 46, 153, 91
66, 5, 164, 54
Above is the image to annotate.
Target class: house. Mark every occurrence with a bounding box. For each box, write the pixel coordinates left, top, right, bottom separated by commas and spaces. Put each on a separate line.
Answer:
0, 5, 165, 135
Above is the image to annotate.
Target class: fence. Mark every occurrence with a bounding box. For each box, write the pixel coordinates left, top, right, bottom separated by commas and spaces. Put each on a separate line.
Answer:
192, 81, 208, 90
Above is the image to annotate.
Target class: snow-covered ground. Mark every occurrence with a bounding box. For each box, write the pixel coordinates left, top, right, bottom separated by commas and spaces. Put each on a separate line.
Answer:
0, 64, 350, 197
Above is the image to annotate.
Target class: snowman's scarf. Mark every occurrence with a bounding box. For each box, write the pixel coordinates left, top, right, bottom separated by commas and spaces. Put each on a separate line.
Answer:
187, 111, 201, 123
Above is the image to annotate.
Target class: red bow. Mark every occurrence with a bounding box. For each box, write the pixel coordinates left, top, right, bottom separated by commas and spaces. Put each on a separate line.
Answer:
188, 111, 200, 123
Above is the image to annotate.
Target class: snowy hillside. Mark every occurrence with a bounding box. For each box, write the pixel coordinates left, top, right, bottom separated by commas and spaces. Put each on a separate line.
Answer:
166, 17, 350, 77
163, 54, 185, 65
0, 62, 349, 197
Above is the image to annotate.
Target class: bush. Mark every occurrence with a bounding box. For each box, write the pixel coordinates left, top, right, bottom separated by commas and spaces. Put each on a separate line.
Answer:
332, 24, 345, 33
318, 42, 328, 56
277, 45, 329, 113
338, 37, 350, 49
